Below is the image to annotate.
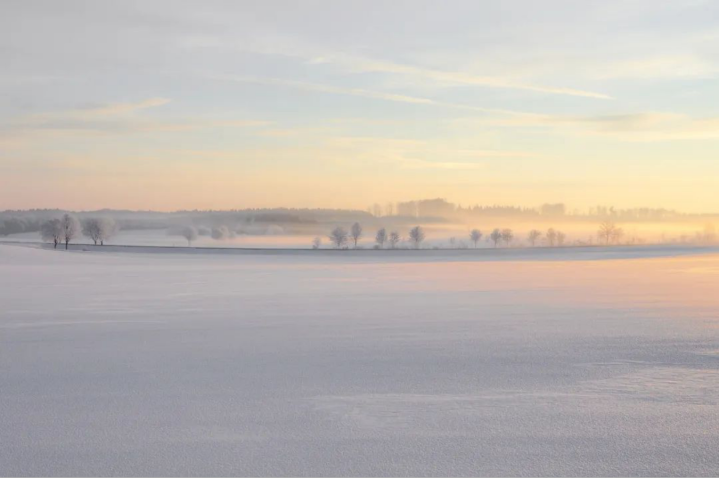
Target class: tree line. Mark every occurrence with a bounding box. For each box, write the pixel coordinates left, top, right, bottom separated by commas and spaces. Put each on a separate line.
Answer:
314, 222, 634, 249
316, 223, 561, 249
31, 217, 642, 250
39, 214, 119, 249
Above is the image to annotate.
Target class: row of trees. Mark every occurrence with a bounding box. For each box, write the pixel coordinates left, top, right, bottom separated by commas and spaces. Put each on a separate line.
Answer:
169, 224, 246, 246
320, 222, 637, 249
458, 223, 617, 248
0, 217, 42, 236
34, 217, 629, 250
524, 228, 567, 247
323, 223, 427, 249
40, 215, 118, 249
367, 199, 685, 222
597, 221, 624, 245
452, 228, 564, 248
319, 224, 575, 249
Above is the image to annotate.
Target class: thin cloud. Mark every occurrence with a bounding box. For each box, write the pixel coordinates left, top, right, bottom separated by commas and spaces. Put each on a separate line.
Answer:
595, 54, 718, 80
394, 157, 487, 170
4, 98, 270, 138
320, 136, 534, 171
455, 111, 719, 141
314, 53, 613, 100
188, 35, 612, 100
82, 97, 172, 116
211, 75, 535, 116
12, 98, 173, 130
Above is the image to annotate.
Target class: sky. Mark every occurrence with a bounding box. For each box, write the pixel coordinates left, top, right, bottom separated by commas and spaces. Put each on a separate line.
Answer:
1, 0, 719, 212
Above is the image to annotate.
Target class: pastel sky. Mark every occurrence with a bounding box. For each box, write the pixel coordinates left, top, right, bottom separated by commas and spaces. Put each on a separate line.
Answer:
2, 0, 719, 212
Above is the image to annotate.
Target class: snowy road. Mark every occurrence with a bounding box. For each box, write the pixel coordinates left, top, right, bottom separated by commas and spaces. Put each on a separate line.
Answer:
1, 244, 718, 476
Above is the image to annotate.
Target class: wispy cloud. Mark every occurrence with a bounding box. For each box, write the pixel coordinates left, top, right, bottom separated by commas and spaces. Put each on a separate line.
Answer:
11, 97, 173, 131
308, 53, 614, 100
320, 136, 537, 171
187, 34, 612, 100
456, 111, 719, 141
80, 97, 172, 116
393, 157, 487, 170
2, 98, 270, 138
212, 75, 536, 116
595, 54, 719, 80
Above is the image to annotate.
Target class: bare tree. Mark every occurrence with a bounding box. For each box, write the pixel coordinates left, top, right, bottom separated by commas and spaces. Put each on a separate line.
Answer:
211, 225, 230, 240
528, 229, 542, 247
329, 226, 349, 248
375, 228, 387, 249
98, 218, 118, 245
40, 218, 62, 249
557, 231, 567, 246
490, 228, 502, 248
409, 226, 425, 249
82, 218, 102, 245
449, 237, 456, 249
469, 229, 483, 248
389, 231, 400, 249
501, 228, 514, 247
182, 225, 198, 246
598, 221, 623, 245
60, 214, 80, 250
350, 222, 363, 248
312, 237, 322, 249
81, 217, 118, 246
611, 227, 624, 245
385, 202, 394, 217
546, 228, 558, 247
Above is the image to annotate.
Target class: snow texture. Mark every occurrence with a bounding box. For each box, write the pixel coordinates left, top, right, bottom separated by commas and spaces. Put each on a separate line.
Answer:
1, 243, 719, 476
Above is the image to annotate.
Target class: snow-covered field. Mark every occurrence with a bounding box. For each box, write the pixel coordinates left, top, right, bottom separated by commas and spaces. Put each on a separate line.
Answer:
2, 243, 719, 476
0, 229, 319, 249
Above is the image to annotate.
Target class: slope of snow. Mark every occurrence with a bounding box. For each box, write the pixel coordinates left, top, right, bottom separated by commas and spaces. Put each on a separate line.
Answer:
1, 244, 718, 476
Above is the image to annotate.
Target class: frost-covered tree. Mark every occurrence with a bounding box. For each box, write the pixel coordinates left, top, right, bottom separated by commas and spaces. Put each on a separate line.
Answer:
82, 218, 102, 245
312, 237, 322, 249
83, 217, 118, 245
598, 221, 623, 245
528, 229, 542, 247
40, 218, 62, 249
99, 218, 118, 245
409, 226, 425, 249
501, 228, 514, 247
211, 225, 230, 240
350, 222, 363, 248
469, 229, 483, 248
389, 231, 400, 249
557, 231, 567, 246
490, 228, 502, 248
60, 214, 80, 250
182, 226, 198, 246
375, 228, 387, 248
1, 217, 28, 236
329, 226, 348, 248
546, 228, 558, 247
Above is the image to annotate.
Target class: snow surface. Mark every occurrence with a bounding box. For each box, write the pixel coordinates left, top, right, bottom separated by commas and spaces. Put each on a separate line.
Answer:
2, 243, 719, 476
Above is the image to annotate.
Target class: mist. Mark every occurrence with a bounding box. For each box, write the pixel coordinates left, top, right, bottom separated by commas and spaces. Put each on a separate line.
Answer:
2, 198, 718, 250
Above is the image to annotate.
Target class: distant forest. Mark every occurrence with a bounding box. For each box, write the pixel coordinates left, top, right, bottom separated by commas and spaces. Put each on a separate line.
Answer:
1, 199, 717, 237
